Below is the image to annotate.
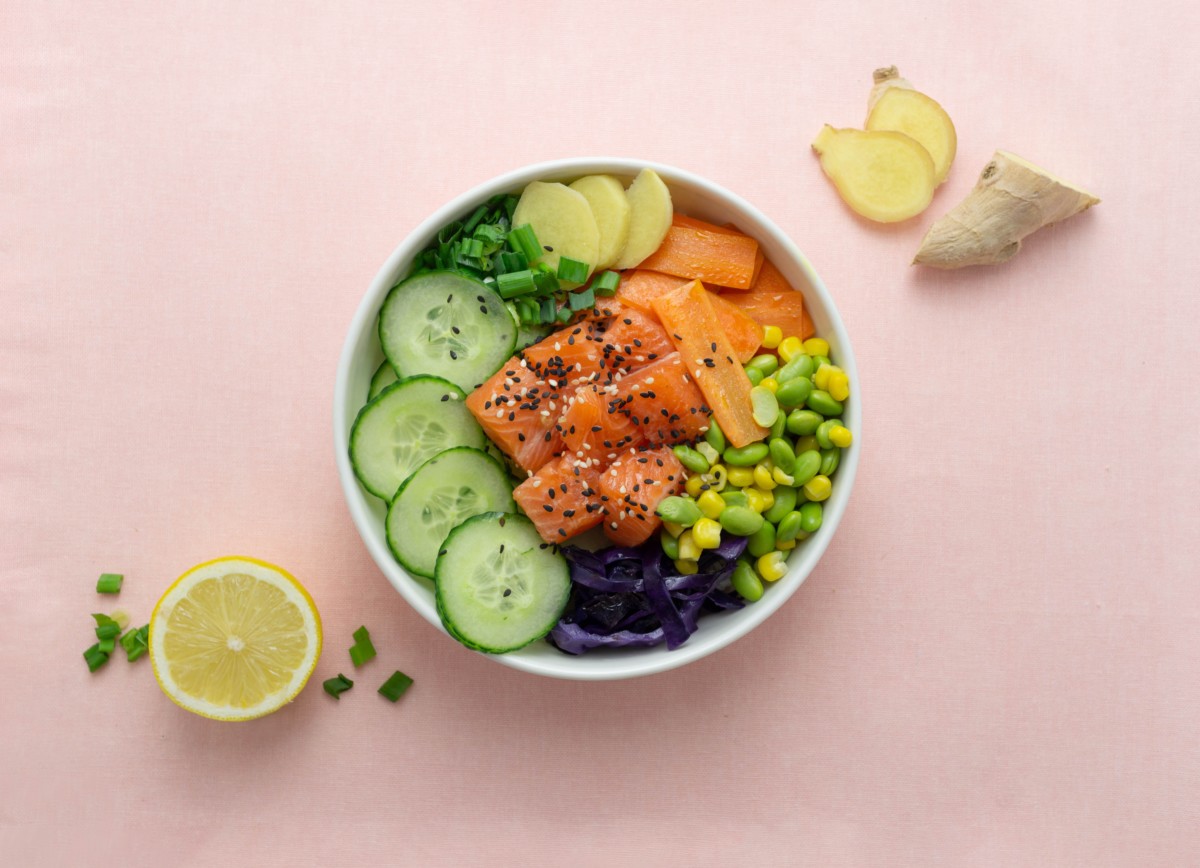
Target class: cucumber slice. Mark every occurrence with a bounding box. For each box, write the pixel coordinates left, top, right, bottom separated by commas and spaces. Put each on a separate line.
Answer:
349, 377, 484, 501
386, 447, 516, 579
435, 512, 570, 653
368, 361, 400, 400
379, 271, 517, 392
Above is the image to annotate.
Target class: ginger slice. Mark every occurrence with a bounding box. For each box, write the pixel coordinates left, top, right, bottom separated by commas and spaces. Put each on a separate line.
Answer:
811, 125, 936, 223
865, 66, 957, 184
913, 151, 1100, 268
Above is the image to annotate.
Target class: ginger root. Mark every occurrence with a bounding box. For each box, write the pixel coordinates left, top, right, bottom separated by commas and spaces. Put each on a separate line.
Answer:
865, 67, 957, 185
913, 151, 1099, 268
812, 125, 935, 223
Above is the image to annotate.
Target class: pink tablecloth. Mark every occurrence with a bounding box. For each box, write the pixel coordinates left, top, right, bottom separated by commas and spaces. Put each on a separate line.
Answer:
4, 2, 1198, 865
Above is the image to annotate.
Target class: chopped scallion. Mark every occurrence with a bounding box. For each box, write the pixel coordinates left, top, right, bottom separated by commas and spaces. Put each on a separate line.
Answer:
461, 205, 488, 235
591, 270, 620, 296
120, 625, 149, 662
531, 267, 559, 295
507, 224, 542, 263
98, 636, 116, 654
555, 306, 573, 323
497, 269, 537, 299
556, 257, 589, 285
83, 643, 109, 673
568, 287, 596, 311
96, 572, 124, 594
538, 298, 558, 324
378, 670, 414, 702
93, 613, 121, 642
349, 626, 377, 667
437, 220, 464, 245
323, 673, 354, 699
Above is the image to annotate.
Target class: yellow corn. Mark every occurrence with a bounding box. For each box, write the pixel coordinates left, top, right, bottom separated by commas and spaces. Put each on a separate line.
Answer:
802, 337, 830, 357
759, 376, 779, 394
753, 463, 777, 490
754, 487, 775, 510
691, 517, 722, 549
685, 475, 706, 497
674, 558, 699, 575
777, 336, 804, 362
726, 466, 755, 488
802, 474, 832, 502
696, 489, 726, 520
812, 363, 834, 391
829, 425, 853, 448
761, 325, 783, 349
828, 370, 850, 402
702, 464, 727, 492
772, 466, 795, 486
776, 538, 797, 551
695, 441, 720, 464
756, 551, 788, 582
744, 488, 766, 513
662, 521, 685, 538
677, 530, 701, 561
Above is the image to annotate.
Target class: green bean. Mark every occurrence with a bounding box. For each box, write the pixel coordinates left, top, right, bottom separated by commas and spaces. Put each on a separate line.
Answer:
799, 501, 824, 533
722, 442, 769, 466
731, 560, 763, 602
720, 489, 749, 508
745, 367, 764, 386
745, 354, 779, 377
792, 450, 822, 486
764, 485, 797, 524
769, 438, 796, 475
750, 386, 780, 428
786, 409, 823, 436
776, 510, 805, 542
672, 444, 710, 474
776, 353, 814, 383
820, 447, 840, 476
704, 418, 726, 453
656, 495, 703, 526
775, 377, 813, 409
718, 505, 764, 536
806, 390, 844, 417
747, 520, 776, 557
815, 419, 842, 450
659, 530, 681, 560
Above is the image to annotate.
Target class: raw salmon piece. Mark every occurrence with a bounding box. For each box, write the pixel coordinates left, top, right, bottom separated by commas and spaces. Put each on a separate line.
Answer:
512, 454, 604, 544
597, 447, 685, 547
557, 384, 645, 460
465, 356, 562, 474
613, 353, 712, 446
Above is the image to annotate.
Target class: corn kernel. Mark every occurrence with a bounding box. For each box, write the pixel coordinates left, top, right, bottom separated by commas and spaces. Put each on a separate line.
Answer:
828, 371, 850, 402
663, 521, 685, 538
701, 464, 727, 492
812, 363, 834, 391
744, 488, 766, 513
691, 517, 722, 549
685, 475, 706, 497
776, 538, 797, 551
802, 474, 832, 502
677, 530, 701, 561
802, 337, 829, 357
696, 489, 726, 520
726, 466, 755, 488
761, 325, 783, 349
772, 466, 795, 486
777, 336, 804, 362
754, 487, 775, 510
695, 441, 720, 464
759, 376, 779, 394
829, 425, 853, 448
756, 551, 788, 582
753, 463, 777, 490
674, 558, 699, 575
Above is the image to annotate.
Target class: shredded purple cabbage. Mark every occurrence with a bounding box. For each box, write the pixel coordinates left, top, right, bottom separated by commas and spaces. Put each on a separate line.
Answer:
549, 536, 747, 655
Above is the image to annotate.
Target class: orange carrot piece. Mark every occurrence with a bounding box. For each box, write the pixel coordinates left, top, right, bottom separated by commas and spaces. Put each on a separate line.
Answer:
718, 258, 815, 341
708, 293, 763, 363
614, 270, 689, 314
636, 217, 760, 290
650, 280, 768, 448
615, 270, 759, 362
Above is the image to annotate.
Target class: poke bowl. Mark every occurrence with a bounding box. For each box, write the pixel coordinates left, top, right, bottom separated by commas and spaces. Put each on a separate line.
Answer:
333, 157, 860, 680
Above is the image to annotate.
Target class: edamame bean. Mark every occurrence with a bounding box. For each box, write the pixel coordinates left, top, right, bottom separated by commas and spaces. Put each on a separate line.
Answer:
718, 505, 765, 536
775, 377, 813, 409
815, 419, 842, 450
776, 510, 805, 542
704, 418, 726, 453
745, 354, 779, 377
776, 353, 815, 383
657, 496, 703, 525
799, 501, 824, 533
747, 520, 776, 557
660, 530, 681, 560
820, 447, 840, 476
786, 409, 823, 436
723, 442, 769, 466
792, 449, 822, 486
745, 367, 763, 386
794, 435, 818, 454
770, 412, 787, 440
769, 438, 796, 475
750, 386, 780, 427
731, 560, 763, 602
811, 354, 832, 369
720, 489, 749, 508
806, 390, 844, 417
764, 485, 798, 524
672, 444, 710, 474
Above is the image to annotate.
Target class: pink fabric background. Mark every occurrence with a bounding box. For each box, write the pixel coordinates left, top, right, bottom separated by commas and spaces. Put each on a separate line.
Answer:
4, 2, 1198, 865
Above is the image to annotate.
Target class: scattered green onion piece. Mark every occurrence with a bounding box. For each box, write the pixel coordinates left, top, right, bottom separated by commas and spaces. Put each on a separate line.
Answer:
437, 219, 464, 245
93, 613, 121, 643
508, 224, 542, 263
323, 673, 354, 700
556, 257, 589, 284
83, 643, 109, 673
568, 286, 596, 311
378, 670, 414, 702
96, 572, 124, 594
497, 270, 537, 299
98, 636, 116, 654
349, 626, 377, 667
119, 625, 149, 662
461, 205, 488, 235
591, 270, 620, 296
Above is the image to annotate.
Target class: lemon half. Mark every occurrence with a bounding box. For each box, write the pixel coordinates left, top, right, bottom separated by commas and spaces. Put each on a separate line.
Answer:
150, 556, 322, 721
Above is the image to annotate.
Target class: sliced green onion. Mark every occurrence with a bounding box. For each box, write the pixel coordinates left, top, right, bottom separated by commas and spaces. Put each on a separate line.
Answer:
437, 219, 464, 245
508, 224, 542, 263
496, 251, 527, 275
96, 572, 124, 594
98, 636, 116, 654
503, 195, 518, 222
349, 626, 377, 667
461, 205, 488, 235
568, 287, 596, 311
538, 298, 557, 324
323, 673, 354, 699
378, 670, 414, 702
555, 306, 573, 323
93, 613, 121, 642
532, 266, 559, 296
83, 643, 109, 673
120, 625, 149, 662
497, 269, 537, 299
473, 222, 507, 252
591, 270, 620, 296
556, 257, 589, 284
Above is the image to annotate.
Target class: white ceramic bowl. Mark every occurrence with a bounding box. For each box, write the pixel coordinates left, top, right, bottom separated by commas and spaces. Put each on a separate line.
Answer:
334, 158, 860, 680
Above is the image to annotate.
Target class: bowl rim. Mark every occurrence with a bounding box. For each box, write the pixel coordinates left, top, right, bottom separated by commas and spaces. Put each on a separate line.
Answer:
333, 157, 860, 680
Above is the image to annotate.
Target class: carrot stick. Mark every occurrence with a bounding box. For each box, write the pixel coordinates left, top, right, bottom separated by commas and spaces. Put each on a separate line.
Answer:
637, 216, 760, 290
718, 258, 814, 341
